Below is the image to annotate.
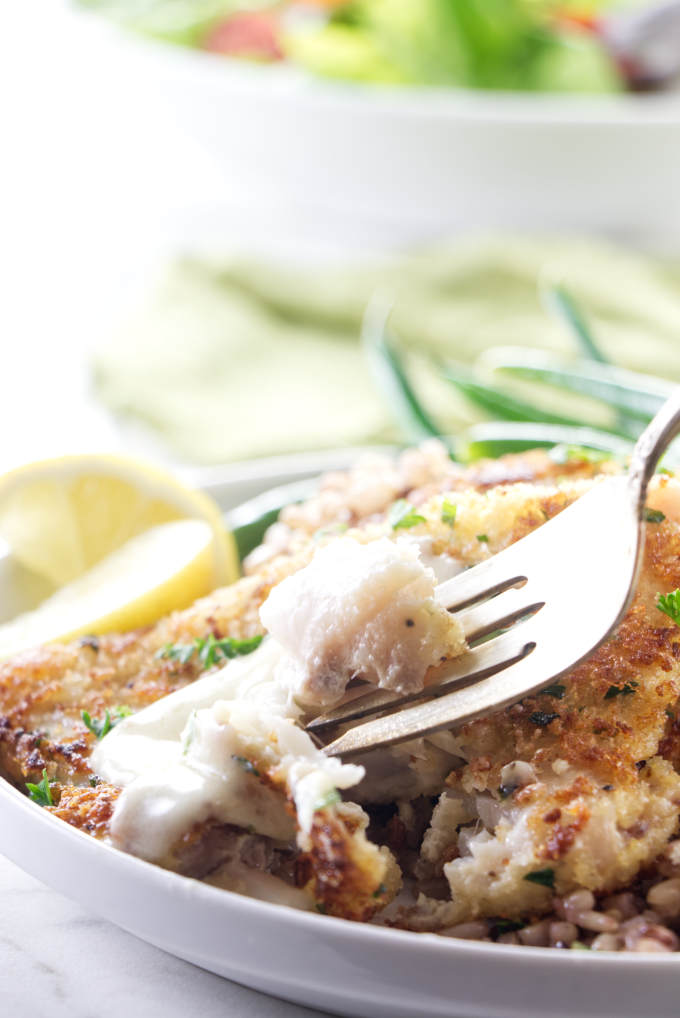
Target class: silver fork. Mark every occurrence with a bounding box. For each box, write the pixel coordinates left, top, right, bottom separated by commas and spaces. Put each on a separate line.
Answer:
308, 389, 680, 758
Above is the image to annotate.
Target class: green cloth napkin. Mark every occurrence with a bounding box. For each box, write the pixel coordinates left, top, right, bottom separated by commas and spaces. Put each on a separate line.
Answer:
93, 236, 680, 464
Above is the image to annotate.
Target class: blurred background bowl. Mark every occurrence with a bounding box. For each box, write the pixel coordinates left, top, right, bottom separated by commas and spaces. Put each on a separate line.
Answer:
76, 8, 680, 246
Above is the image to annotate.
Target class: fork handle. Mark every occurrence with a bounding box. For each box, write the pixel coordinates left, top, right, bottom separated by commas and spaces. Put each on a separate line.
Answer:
628, 387, 680, 518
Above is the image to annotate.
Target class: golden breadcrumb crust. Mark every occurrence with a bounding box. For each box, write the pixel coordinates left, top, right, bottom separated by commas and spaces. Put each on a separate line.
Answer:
4, 448, 680, 926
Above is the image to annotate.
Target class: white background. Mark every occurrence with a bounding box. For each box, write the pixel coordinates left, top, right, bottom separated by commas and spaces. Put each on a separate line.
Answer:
1, 2, 367, 474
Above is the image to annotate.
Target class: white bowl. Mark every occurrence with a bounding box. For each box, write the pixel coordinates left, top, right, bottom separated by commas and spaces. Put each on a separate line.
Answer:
2, 449, 680, 1018
72, 7, 680, 245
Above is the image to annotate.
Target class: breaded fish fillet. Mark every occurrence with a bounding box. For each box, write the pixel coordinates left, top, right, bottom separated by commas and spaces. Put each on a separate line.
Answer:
3, 445, 680, 931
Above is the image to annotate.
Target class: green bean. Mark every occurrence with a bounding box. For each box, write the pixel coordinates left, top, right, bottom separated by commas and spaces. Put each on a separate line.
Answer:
225, 478, 317, 562
438, 360, 635, 436
361, 300, 452, 453
231, 508, 282, 562
487, 349, 670, 423
544, 286, 607, 364
457, 422, 633, 462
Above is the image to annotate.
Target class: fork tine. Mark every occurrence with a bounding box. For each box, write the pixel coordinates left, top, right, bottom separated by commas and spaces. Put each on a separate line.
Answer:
322, 639, 537, 757
456, 585, 543, 643
435, 560, 526, 611
310, 629, 533, 737
307, 687, 398, 734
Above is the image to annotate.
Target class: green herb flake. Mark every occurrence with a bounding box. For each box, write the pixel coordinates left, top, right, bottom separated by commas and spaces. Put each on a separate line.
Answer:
156, 640, 195, 665
26, 768, 53, 807
156, 633, 264, 670
441, 498, 457, 527
657, 590, 680, 627
315, 788, 341, 811
389, 499, 426, 531
666, 707, 675, 720
315, 903, 328, 914
476, 534, 489, 544
604, 681, 638, 700
232, 755, 260, 777
81, 709, 113, 739
523, 867, 555, 889
372, 882, 387, 899
81, 705, 131, 740
571, 940, 590, 951
197, 633, 220, 669
528, 711, 559, 727
645, 508, 666, 524
541, 683, 566, 700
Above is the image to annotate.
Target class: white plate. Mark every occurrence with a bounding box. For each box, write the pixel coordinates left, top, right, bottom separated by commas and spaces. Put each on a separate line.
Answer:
1, 777, 679, 1018
0, 451, 675, 1018
1, 450, 679, 1018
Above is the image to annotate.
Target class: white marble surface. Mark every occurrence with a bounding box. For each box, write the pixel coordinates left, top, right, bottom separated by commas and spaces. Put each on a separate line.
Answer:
0, 853, 334, 1017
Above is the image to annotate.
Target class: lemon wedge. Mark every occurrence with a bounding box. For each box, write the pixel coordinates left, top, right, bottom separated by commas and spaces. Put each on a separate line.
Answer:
0, 454, 238, 589
0, 455, 239, 657
0, 520, 228, 658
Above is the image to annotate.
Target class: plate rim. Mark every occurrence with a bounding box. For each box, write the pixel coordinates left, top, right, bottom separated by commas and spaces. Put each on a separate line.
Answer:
0, 774, 678, 970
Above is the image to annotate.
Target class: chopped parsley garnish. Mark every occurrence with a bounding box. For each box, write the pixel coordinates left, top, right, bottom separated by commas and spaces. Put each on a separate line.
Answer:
476, 534, 489, 544
528, 710, 559, 727
81, 705, 131, 739
157, 641, 195, 665
657, 589, 680, 627
603, 681, 638, 700
645, 508, 666, 524
541, 683, 566, 700
666, 707, 675, 720
389, 499, 426, 531
523, 867, 555, 889
315, 788, 341, 811
372, 882, 387, 898
26, 769, 53, 807
441, 499, 457, 526
157, 633, 264, 670
232, 755, 260, 777
571, 940, 590, 951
